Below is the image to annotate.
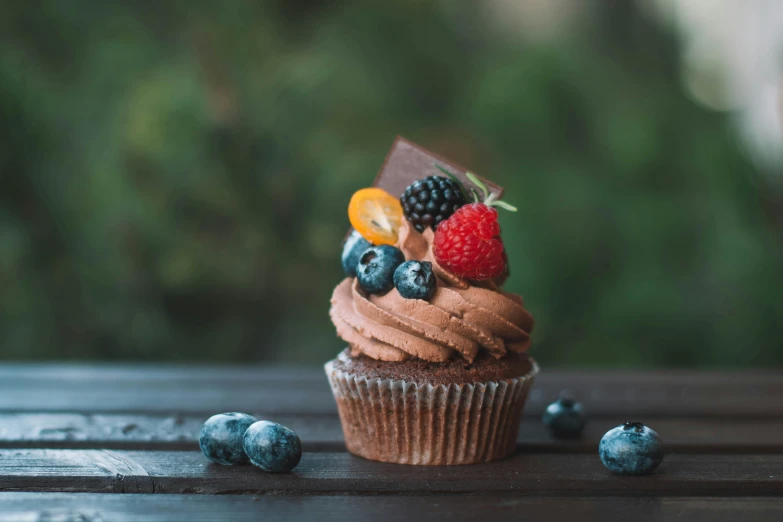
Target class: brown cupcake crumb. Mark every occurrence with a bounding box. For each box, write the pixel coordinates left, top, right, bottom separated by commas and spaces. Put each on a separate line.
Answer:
332, 348, 532, 386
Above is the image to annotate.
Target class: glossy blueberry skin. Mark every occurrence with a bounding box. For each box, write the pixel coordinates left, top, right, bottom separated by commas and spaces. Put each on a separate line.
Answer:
599, 422, 664, 475
394, 260, 436, 300
243, 420, 302, 473
341, 230, 372, 277
356, 245, 405, 294
542, 397, 585, 438
199, 412, 257, 465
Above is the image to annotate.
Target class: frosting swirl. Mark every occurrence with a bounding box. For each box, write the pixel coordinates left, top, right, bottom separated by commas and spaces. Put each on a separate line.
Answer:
330, 222, 534, 362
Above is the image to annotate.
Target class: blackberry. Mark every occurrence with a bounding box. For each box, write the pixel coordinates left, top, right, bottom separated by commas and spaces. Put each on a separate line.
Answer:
400, 176, 466, 233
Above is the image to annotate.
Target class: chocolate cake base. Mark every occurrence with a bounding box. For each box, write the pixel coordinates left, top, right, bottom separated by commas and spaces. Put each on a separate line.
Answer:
325, 349, 538, 465
332, 349, 533, 386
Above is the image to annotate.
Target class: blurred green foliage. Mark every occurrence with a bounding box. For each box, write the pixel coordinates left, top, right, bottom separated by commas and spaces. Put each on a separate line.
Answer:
1, 1, 781, 366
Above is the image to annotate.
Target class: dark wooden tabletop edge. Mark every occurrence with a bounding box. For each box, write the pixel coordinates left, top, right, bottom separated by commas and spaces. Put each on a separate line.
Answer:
2, 493, 783, 522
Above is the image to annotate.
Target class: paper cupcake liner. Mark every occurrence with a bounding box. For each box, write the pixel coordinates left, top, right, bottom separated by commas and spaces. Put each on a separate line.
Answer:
324, 358, 538, 465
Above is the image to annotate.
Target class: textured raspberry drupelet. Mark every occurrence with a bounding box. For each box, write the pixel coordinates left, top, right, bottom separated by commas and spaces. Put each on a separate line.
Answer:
433, 203, 507, 280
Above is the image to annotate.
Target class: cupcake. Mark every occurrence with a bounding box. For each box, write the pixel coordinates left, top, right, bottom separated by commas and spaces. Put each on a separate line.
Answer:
325, 137, 536, 465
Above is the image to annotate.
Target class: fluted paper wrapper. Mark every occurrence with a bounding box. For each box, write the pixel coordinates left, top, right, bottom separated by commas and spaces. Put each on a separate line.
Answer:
324, 359, 538, 465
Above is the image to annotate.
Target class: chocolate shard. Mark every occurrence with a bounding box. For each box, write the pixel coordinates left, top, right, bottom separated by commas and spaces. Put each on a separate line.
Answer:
372, 136, 503, 201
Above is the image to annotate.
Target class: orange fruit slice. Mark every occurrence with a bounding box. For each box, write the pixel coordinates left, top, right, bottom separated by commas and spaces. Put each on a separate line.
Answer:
348, 188, 404, 245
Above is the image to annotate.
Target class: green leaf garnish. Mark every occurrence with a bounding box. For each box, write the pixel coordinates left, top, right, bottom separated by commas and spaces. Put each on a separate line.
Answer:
489, 200, 518, 212
435, 163, 458, 181
465, 172, 489, 201
434, 163, 518, 212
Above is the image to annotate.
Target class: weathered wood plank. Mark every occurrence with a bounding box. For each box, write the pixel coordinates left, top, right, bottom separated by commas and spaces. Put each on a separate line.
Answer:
0, 363, 322, 383
2, 363, 779, 388
0, 375, 336, 415
2, 413, 783, 453
1, 493, 782, 522
0, 450, 781, 496
0, 413, 340, 451
1, 364, 781, 416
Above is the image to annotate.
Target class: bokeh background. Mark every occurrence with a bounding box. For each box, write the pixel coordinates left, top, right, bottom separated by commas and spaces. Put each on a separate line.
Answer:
1, 0, 782, 367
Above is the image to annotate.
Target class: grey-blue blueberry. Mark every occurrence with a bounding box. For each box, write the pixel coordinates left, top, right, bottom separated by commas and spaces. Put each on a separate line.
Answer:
243, 420, 302, 473
356, 245, 405, 294
542, 396, 585, 438
199, 412, 257, 465
342, 230, 372, 277
394, 260, 436, 300
599, 421, 663, 475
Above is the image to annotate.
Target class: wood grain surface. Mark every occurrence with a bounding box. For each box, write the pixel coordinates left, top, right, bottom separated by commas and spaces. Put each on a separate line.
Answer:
1, 365, 781, 521
2, 493, 782, 522
1, 450, 782, 496
1, 364, 780, 416
1, 413, 782, 453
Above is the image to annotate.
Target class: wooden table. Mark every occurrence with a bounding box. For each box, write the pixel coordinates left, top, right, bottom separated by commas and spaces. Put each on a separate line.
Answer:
0, 364, 781, 521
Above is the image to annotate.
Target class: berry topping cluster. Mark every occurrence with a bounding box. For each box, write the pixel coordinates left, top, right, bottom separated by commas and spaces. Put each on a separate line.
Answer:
342, 163, 516, 293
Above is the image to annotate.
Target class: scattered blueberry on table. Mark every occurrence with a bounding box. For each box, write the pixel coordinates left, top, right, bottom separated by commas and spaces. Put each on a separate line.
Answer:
542, 396, 585, 438
199, 412, 257, 465
243, 420, 303, 473
356, 245, 405, 294
341, 229, 372, 277
599, 421, 664, 475
394, 260, 436, 300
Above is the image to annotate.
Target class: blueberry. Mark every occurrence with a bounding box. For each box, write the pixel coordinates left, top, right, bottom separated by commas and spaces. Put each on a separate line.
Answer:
599, 421, 664, 475
341, 230, 372, 277
356, 245, 405, 294
199, 412, 257, 465
243, 420, 302, 473
542, 396, 585, 438
393, 260, 436, 300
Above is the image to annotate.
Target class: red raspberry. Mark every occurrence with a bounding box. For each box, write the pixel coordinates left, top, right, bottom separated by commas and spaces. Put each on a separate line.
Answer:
433, 203, 507, 280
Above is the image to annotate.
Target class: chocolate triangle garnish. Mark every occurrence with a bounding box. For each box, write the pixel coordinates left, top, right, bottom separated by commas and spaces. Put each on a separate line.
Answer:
372, 136, 503, 200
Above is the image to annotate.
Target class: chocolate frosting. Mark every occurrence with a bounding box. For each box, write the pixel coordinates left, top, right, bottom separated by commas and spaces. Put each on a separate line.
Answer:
330, 222, 533, 362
